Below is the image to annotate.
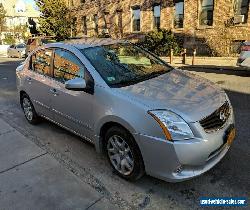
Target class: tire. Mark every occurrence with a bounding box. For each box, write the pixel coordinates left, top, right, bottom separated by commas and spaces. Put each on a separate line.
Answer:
104, 126, 145, 181
20, 93, 40, 124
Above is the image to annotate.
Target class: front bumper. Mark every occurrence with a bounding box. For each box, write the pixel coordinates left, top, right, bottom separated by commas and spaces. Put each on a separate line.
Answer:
135, 108, 235, 182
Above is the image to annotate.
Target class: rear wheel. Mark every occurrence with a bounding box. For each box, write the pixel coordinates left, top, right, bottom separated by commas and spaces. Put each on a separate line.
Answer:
105, 126, 145, 181
21, 94, 40, 124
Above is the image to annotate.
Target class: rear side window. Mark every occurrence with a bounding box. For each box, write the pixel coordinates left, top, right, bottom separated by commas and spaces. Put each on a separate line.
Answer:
30, 49, 53, 76
53, 49, 85, 83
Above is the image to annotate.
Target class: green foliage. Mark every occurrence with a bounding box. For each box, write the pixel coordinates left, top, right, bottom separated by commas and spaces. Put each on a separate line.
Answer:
36, 0, 71, 40
3, 34, 15, 45
138, 29, 183, 56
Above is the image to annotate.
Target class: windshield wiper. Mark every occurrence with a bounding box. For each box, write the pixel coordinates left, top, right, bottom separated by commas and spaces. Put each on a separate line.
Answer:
111, 74, 149, 87
111, 70, 168, 88
141, 70, 167, 80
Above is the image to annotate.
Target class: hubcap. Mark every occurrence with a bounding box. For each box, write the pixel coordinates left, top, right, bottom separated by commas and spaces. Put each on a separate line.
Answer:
107, 135, 134, 176
22, 98, 33, 121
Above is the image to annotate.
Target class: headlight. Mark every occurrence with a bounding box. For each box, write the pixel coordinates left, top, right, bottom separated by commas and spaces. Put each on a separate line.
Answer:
148, 110, 194, 141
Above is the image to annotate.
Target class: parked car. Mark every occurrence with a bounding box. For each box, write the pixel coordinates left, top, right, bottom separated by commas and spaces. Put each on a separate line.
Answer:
7, 43, 26, 58
16, 39, 235, 182
236, 41, 250, 68
25, 36, 56, 57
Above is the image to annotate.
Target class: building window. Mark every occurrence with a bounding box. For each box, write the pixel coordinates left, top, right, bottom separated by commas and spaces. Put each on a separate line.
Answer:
72, 17, 77, 37
102, 11, 109, 34
174, 0, 184, 28
82, 16, 87, 35
153, 4, 161, 29
93, 14, 98, 35
131, 6, 140, 32
234, 0, 249, 23
117, 10, 123, 35
199, 0, 214, 26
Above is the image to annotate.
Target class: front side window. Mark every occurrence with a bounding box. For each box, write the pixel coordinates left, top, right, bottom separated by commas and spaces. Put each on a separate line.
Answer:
30, 49, 53, 76
200, 0, 214, 26
174, 0, 184, 28
153, 5, 161, 29
53, 49, 85, 83
132, 7, 140, 32
82, 43, 173, 87
234, 0, 249, 23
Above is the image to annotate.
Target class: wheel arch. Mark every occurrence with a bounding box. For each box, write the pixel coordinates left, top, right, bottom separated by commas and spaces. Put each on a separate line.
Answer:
19, 90, 27, 101
94, 116, 138, 154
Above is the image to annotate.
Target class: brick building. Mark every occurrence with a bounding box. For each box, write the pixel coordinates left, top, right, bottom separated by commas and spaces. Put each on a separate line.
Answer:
67, 0, 250, 56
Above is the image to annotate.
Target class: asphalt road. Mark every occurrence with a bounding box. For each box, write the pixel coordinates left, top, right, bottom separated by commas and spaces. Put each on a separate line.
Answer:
0, 57, 249, 209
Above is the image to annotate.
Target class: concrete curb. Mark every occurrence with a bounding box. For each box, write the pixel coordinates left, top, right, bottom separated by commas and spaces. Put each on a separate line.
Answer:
177, 65, 249, 71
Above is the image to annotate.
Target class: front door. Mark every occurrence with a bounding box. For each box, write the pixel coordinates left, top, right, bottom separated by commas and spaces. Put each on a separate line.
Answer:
50, 49, 94, 140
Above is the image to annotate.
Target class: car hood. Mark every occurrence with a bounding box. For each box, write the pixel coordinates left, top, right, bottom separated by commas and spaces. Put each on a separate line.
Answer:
115, 69, 226, 122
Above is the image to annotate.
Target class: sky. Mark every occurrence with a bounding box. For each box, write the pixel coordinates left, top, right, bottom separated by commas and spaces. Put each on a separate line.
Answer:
24, 0, 36, 7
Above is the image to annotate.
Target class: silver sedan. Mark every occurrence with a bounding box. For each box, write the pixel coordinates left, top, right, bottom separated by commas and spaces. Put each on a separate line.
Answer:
16, 39, 235, 182
7, 43, 26, 58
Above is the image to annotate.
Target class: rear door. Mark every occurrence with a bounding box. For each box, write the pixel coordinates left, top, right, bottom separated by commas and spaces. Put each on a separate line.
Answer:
50, 48, 94, 140
24, 48, 55, 119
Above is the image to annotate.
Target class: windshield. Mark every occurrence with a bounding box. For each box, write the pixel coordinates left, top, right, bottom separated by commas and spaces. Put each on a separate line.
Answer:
16, 43, 26, 48
81, 43, 173, 87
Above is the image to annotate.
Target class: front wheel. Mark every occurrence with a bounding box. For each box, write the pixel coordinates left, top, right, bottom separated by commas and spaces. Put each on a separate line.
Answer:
21, 94, 40, 124
105, 126, 145, 181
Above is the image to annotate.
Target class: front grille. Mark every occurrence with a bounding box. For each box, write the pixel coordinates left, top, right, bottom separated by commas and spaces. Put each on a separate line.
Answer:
200, 101, 230, 132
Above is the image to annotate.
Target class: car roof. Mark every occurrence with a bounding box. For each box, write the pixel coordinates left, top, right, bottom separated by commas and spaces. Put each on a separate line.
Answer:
46, 38, 127, 50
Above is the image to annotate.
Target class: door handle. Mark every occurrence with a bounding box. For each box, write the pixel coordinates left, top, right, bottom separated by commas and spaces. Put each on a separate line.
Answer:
49, 88, 59, 96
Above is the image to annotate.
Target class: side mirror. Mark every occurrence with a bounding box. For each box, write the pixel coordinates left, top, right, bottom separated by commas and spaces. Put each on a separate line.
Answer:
65, 78, 86, 91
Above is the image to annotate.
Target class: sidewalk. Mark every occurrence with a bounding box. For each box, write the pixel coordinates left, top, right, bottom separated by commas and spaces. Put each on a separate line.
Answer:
0, 118, 117, 210
161, 56, 248, 71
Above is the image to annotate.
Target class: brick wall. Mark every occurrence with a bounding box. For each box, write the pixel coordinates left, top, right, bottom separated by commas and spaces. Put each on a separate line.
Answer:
69, 0, 250, 56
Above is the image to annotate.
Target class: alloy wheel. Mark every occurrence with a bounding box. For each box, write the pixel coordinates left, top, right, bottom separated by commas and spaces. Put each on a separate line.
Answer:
107, 135, 134, 175
22, 97, 33, 121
